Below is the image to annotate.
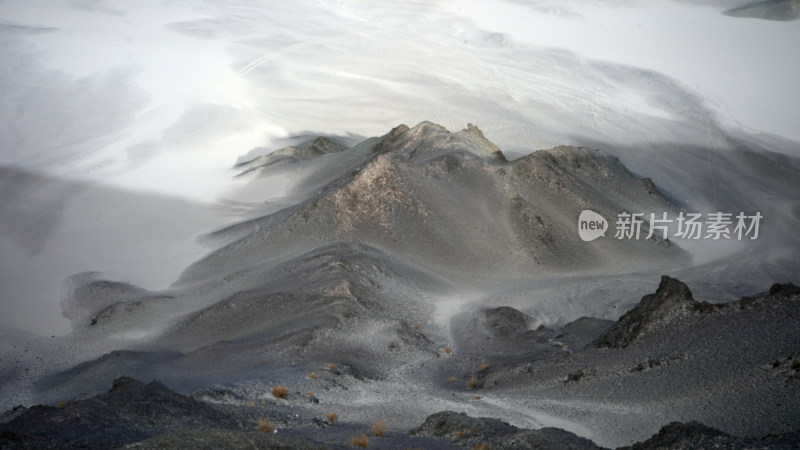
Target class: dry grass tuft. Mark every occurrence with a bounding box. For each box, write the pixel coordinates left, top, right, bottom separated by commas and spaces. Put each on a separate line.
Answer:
473, 395, 482, 400
456, 428, 472, 438
307, 392, 315, 398
57, 401, 68, 408
478, 363, 490, 371
327, 413, 339, 425
257, 418, 276, 433
448, 376, 458, 383
371, 418, 387, 436
271, 386, 290, 399
414, 324, 420, 330
444, 346, 452, 355
349, 433, 369, 447
467, 376, 479, 389
309, 372, 319, 379
473, 444, 491, 450
245, 400, 256, 407
328, 363, 337, 370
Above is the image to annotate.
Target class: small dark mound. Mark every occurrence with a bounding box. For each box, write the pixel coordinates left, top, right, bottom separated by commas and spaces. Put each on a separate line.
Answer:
0, 377, 241, 449
769, 282, 800, 296
596, 276, 800, 349
485, 306, 532, 338
411, 411, 601, 449
618, 421, 799, 449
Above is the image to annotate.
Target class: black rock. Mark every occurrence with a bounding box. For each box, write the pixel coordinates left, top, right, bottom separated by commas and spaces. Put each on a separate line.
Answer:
769, 282, 800, 297
0, 405, 28, 422
596, 276, 800, 349
0, 376, 242, 449
485, 306, 532, 338
619, 421, 799, 449
595, 276, 712, 348
411, 411, 602, 449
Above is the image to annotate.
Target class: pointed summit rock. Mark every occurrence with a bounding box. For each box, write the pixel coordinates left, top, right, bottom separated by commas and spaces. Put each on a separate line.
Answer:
596, 276, 701, 348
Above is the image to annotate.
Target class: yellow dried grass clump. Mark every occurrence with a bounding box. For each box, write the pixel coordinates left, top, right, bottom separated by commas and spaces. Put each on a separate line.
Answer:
478, 363, 490, 371
271, 386, 290, 399
327, 413, 339, 425
467, 376, 479, 389
309, 372, 319, 379
349, 433, 369, 447
444, 346, 452, 355
257, 418, 275, 433
371, 418, 387, 436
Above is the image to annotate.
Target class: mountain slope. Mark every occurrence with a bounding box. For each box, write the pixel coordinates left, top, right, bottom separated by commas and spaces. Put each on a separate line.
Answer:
180, 122, 686, 287
43, 121, 690, 408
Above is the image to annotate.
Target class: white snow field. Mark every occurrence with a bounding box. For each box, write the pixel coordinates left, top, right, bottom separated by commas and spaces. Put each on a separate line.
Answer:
0, 1, 799, 446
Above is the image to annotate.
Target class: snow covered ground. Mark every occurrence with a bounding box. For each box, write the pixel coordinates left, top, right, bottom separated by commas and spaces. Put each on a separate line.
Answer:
1, 0, 798, 334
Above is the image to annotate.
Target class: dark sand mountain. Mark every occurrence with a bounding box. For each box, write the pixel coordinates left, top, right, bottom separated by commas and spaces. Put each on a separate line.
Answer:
45, 123, 688, 394
182, 122, 684, 285
4, 123, 799, 448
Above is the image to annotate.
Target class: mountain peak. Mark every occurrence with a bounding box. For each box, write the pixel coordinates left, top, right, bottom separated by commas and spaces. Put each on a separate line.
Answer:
369, 121, 507, 163
459, 123, 508, 162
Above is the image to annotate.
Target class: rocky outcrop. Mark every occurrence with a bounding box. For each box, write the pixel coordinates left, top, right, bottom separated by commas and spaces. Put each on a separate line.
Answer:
620, 421, 800, 449
595, 276, 714, 348
596, 277, 800, 348
411, 411, 602, 450
484, 306, 533, 337
0, 377, 241, 449
449, 306, 563, 363
235, 136, 346, 175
